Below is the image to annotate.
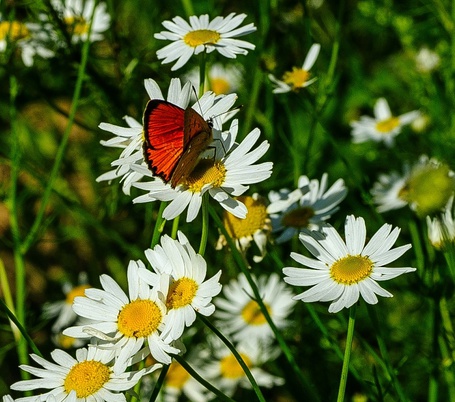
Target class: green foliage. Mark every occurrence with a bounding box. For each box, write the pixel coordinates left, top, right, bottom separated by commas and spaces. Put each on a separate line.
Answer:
1, 0, 455, 401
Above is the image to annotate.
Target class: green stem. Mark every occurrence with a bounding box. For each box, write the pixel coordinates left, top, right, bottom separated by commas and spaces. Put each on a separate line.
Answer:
148, 364, 169, 402
368, 305, 409, 402
174, 355, 236, 402
198, 51, 207, 98
209, 205, 319, 401
0, 299, 42, 357
199, 194, 209, 256
439, 297, 455, 400
151, 201, 167, 248
180, 0, 194, 18
428, 299, 439, 402
20, 15, 94, 255
199, 315, 266, 402
8, 74, 29, 375
336, 304, 357, 402
171, 214, 180, 240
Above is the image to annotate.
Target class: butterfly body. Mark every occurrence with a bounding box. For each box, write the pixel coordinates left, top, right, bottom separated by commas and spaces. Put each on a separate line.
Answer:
143, 100, 213, 188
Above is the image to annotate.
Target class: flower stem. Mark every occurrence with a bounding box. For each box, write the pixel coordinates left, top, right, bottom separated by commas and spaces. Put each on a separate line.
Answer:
20, 15, 94, 255
148, 364, 169, 402
180, 0, 194, 18
199, 314, 266, 402
199, 193, 209, 256
174, 355, 236, 402
336, 304, 357, 402
151, 201, 167, 248
209, 205, 320, 401
198, 51, 207, 98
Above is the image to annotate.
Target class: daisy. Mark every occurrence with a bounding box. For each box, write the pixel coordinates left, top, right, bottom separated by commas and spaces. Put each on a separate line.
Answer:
63, 260, 179, 374
43, 272, 91, 333
183, 63, 244, 95
51, 0, 110, 43
155, 13, 256, 71
268, 43, 320, 93
133, 118, 273, 222
214, 272, 296, 342
9, 346, 160, 401
96, 115, 145, 195
350, 97, 420, 146
138, 231, 222, 342
0, 14, 54, 66
97, 77, 238, 195
202, 337, 284, 396
161, 359, 210, 402
216, 193, 272, 263
283, 215, 416, 313
267, 173, 347, 243
426, 197, 455, 249
372, 155, 455, 216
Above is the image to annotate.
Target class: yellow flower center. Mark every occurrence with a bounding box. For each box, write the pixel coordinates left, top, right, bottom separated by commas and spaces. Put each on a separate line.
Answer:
224, 195, 268, 239
281, 206, 315, 228
0, 21, 30, 41
375, 117, 400, 133
66, 284, 91, 305
282, 67, 310, 90
220, 353, 252, 379
330, 255, 373, 285
241, 300, 270, 326
166, 278, 198, 309
65, 16, 90, 36
117, 299, 162, 338
182, 159, 227, 192
165, 361, 190, 389
400, 162, 455, 217
183, 29, 221, 47
210, 77, 231, 95
64, 360, 110, 398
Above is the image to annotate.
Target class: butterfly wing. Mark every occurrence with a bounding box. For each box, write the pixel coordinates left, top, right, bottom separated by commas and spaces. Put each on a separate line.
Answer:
143, 100, 185, 184
169, 108, 213, 187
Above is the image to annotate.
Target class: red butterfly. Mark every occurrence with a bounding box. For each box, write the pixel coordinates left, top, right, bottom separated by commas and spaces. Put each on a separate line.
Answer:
142, 100, 213, 188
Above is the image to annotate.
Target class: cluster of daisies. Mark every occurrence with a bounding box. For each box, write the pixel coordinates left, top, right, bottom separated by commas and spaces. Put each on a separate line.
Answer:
0, 0, 110, 66
3, 6, 431, 402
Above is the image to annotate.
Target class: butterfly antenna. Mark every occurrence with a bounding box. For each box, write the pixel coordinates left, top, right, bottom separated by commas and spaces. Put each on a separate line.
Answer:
191, 86, 206, 116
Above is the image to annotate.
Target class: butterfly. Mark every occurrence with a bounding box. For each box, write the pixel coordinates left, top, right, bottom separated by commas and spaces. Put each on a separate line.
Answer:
142, 99, 214, 188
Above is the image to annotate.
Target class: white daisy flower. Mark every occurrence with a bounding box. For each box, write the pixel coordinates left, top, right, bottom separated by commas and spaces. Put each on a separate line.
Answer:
51, 0, 110, 43
202, 337, 284, 396
97, 77, 238, 196
426, 196, 455, 249
43, 272, 91, 333
350, 98, 420, 147
267, 173, 347, 243
133, 118, 272, 222
0, 14, 54, 66
283, 215, 416, 314
96, 115, 145, 195
372, 155, 455, 216
183, 63, 244, 95
214, 272, 296, 342
9, 346, 160, 401
216, 193, 272, 263
268, 43, 320, 93
138, 231, 222, 342
155, 13, 256, 71
416, 46, 440, 73
161, 359, 211, 402
63, 260, 179, 373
